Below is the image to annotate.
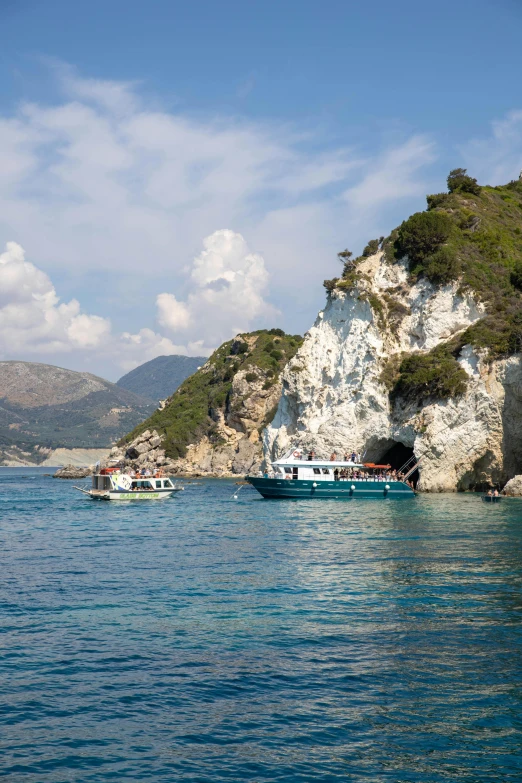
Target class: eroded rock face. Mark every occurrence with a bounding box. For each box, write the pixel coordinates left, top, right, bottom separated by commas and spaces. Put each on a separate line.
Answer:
264, 252, 522, 491
502, 475, 522, 496
162, 369, 281, 477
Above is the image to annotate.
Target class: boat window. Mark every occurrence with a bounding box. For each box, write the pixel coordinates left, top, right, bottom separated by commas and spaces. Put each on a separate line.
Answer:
155, 480, 162, 488
284, 468, 292, 474
163, 480, 172, 488
322, 468, 330, 474
313, 468, 321, 474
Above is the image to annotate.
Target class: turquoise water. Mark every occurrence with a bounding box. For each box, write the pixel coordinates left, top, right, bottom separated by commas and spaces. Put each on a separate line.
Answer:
2, 475, 522, 782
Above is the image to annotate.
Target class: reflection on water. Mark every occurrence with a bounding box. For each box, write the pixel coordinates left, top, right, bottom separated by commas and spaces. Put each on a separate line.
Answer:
1, 477, 522, 781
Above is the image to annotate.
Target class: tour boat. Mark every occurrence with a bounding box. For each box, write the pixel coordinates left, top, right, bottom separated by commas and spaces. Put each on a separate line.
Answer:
74, 467, 183, 501
247, 449, 417, 499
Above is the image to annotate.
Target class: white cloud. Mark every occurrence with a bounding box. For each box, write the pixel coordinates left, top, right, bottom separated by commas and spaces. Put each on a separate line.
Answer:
462, 110, 522, 185
0, 241, 194, 376
343, 135, 436, 210
0, 64, 442, 376
157, 294, 191, 331
117, 328, 189, 373
157, 229, 276, 349
0, 241, 110, 355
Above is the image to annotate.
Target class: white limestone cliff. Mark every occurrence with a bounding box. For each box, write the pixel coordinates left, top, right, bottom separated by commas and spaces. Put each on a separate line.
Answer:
265, 252, 522, 491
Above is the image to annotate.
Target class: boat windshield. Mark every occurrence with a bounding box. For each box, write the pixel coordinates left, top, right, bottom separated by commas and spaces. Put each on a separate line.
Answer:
131, 480, 153, 490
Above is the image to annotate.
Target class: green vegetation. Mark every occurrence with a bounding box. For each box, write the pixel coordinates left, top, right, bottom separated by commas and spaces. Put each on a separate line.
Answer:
386, 345, 468, 405
382, 293, 410, 334
394, 210, 455, 282
362, 238, 380, 257
120, 330, 303, 459
447, 167, 481, 196
329, 171, 522, 362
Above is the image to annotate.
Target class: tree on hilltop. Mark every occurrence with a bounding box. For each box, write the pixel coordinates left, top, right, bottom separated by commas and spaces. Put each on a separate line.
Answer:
447, 168, 481, 196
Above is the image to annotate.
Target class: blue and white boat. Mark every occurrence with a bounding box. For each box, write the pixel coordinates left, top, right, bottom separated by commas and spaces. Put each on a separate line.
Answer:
247, 449, 416, 499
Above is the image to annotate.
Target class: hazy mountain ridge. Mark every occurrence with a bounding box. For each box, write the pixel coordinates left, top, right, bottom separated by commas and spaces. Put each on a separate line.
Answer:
0, 361, 155, 465
117, 355, 206, 402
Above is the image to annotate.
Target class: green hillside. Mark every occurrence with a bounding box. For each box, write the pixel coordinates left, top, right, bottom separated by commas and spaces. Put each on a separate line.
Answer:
119, 329, 303, 459
326, 171, 522, 404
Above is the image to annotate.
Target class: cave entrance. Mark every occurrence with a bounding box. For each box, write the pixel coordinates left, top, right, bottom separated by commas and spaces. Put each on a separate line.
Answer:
378, 442, 419, 487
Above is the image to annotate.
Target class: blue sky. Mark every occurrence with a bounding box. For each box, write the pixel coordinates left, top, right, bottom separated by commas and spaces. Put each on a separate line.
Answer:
0, 0, 521, 379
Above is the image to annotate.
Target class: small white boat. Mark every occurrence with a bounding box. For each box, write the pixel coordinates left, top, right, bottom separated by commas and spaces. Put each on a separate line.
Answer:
74, 467, 183, 501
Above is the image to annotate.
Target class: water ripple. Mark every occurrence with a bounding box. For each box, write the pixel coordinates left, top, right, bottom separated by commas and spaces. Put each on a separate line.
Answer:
1, 475, 522, 781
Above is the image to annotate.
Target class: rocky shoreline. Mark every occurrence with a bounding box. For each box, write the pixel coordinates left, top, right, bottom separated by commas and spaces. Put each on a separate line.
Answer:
54, 427, 252, 479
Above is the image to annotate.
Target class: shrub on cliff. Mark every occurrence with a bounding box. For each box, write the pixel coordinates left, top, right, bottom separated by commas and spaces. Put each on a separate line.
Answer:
396, 211, 454, 269
362, 239, 380, 257
391, 345, 468, 404
422, 247, 461, 284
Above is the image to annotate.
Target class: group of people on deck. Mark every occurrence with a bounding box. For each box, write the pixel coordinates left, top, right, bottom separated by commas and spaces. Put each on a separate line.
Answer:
296, 449, 361, 463
333, 467, 409, 484
329, 451, 360, 463
290, 447, 414, 486
124, 466, 164, 480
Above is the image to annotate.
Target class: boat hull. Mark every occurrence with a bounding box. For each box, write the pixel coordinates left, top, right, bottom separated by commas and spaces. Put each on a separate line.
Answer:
247, 477, 415, 499
86, 488, 182, 501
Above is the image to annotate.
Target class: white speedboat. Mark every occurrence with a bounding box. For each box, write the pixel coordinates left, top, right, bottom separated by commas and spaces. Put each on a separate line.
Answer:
74, 467, 183, 501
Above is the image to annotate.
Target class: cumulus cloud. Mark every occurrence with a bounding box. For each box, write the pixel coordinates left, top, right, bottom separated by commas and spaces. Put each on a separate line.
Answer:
0, 241, 192, 375
0, 241, 110, 355
156, 294, 191, 331
157, 230, 276, 349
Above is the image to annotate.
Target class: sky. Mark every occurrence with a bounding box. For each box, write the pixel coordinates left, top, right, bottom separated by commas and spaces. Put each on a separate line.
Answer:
1, 0, 522, 380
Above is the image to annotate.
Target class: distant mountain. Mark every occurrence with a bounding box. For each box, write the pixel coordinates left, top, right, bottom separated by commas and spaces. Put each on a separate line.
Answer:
0, 361, 155, 465
116, 354, 205, 402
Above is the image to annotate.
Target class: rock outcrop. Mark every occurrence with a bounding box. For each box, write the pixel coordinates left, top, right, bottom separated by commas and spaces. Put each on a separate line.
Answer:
265, 251, 522, 491
502, 475, 522, 496
53, 464, 93, 479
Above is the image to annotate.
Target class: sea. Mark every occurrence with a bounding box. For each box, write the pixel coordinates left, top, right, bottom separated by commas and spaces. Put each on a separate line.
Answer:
2, 471, 522, 782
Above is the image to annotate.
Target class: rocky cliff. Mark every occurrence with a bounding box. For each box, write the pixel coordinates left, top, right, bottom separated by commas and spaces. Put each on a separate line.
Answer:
265, 173, 522, 491
117, 330, 302, 476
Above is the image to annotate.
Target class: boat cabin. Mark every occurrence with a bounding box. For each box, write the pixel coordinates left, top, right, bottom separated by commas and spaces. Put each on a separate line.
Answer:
92, 467, 175, 493
269, 449, 396, 482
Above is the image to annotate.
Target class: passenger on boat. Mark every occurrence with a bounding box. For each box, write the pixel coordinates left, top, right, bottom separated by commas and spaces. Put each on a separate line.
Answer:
330, 452, 337, 461
493, 489, 499, 497
307, 449, 316, 461
334, 468, 339, 480
351, 451, 357, 462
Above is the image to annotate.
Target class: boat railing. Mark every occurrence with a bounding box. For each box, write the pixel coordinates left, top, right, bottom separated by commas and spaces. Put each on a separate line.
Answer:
255, 471, 406, 482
